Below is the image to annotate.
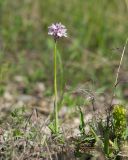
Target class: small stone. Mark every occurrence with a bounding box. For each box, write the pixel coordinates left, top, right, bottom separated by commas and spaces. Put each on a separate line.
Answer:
14, 75, 25, 83
74, 118, 80, 126
84, 113, 93, 123
36, 82, 45, 92
72, 128, 80, 137
3, 92, 13, 101
17, 95, 36, 104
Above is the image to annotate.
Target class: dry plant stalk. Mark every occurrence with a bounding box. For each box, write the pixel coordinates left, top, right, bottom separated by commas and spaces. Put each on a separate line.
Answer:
114, 38, 128, 87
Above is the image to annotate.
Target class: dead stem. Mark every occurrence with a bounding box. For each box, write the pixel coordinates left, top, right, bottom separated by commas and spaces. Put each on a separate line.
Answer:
114, 38, 128, 87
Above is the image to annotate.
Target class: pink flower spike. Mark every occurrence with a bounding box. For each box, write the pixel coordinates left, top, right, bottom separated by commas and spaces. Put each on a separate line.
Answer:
48, 22, 67, 41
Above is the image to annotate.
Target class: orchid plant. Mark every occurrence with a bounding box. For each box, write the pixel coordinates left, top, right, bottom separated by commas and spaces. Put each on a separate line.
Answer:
48, 23, 67, 134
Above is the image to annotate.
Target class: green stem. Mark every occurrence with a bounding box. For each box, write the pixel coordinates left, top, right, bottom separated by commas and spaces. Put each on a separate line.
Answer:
54, 41, 58, 133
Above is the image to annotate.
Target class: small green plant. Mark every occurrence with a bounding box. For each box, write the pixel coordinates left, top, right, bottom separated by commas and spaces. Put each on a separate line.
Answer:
48, 23, 67, 134
11, 107, 26, 125
0, 62, 10, 96
112, 104, 127, 139
78, 106, 85, 136
0, 63, 9, 82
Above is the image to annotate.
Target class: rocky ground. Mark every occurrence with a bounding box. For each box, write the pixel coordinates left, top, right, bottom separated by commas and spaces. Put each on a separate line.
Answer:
0, 75, 128, 159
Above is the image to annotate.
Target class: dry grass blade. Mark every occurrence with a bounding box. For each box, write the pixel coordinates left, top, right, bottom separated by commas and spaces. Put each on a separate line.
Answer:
115, 38, 128, 87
